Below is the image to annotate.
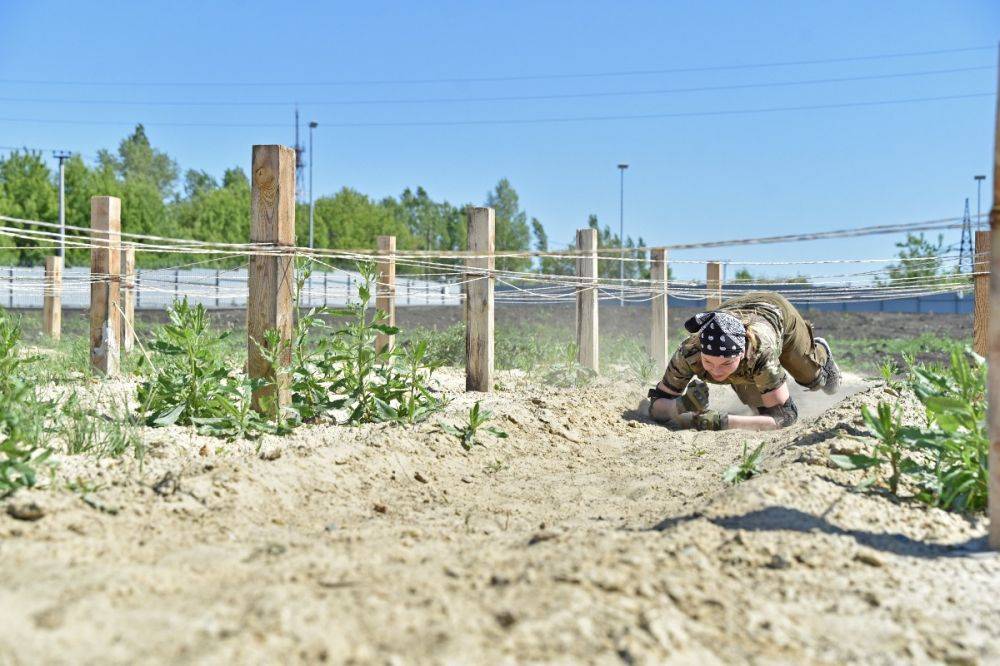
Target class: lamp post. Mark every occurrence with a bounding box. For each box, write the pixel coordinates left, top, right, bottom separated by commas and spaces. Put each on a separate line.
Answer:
976, 174, 987, 229
617, 163, 629, 306
309, 121, 318, 250
53, 150, 71, 257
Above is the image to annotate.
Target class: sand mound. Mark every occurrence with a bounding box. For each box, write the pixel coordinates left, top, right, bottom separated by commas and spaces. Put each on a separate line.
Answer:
1, 369, 997, 664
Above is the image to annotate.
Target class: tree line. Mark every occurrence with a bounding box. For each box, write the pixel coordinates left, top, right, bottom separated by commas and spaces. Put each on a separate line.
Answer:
0, 124, 650, 279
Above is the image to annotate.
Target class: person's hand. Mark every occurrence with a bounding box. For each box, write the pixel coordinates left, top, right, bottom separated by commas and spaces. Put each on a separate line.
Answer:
678, 379, 710, 414
692, 410, 728, 431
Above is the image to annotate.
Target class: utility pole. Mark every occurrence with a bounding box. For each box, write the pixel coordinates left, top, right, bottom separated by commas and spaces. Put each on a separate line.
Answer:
977, 174, 987, 229
617, 163, 629, 306
309, 121, 318, 249
53, 150, 71, 257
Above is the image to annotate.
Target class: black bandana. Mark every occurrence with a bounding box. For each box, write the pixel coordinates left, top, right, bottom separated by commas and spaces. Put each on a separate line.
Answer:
683, 312, 746, 358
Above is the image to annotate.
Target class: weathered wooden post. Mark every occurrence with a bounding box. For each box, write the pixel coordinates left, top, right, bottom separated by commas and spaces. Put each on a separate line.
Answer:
42, 256, 62, 340
89, 196, 121, 375
121, 244, 136, 353
465, 207, 494, 392
650, 247, 669, 374
707, 261, 723, 309
988, 46, 1000, 550
576, 227, 599, 372
375, 235, 396, 352
247, 144, 295, 413
975, 230, 991, 357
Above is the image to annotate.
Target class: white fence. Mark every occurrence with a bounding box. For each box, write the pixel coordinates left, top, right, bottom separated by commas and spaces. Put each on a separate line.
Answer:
0, 266, 462, 310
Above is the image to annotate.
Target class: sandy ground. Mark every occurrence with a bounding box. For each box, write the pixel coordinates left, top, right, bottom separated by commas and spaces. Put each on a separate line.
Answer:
1, 368, 998, 665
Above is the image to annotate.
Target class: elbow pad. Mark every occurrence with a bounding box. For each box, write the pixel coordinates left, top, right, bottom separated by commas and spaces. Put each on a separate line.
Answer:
758, 396, 799, 428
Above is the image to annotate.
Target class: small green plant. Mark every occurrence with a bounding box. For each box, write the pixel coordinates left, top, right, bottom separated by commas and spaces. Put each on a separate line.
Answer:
538, 343, 597, 388
831, 402, 917, 495
377, 340, 446, 424
723, 442, 766, 485
440, 401, 508, 451
59, 393, 144, 460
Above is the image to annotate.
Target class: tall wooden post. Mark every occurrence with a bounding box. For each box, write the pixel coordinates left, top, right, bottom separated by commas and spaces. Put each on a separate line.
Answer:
465, 207, 494, 392
42, 256, 62, 341
707, 262, 723, 309
988, 45, 1000, 550
650, 248, 669, 374
89, 196, 121, 376
247, 144, 295, 413
975, 230, 990, 357
576, 228, 599, 372
375, 235, 396, 352
121, 244, 136, 352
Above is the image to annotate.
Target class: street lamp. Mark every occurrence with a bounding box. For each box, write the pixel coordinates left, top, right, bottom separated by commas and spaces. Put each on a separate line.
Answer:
976, 175, 986, 229
309, 121, 318, 250
617, 163, 629, 306
53, 150, 71, 257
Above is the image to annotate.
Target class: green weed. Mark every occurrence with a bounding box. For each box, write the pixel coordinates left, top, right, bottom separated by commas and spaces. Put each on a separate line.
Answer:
441, 401, 508, 451
723, 442, 765, 485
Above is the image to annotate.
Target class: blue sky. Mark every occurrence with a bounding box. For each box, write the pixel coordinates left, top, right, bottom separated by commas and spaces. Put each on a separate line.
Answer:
0, 1, 997, 281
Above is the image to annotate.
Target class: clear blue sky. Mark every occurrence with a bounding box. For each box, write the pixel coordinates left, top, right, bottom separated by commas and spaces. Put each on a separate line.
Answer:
0, 1, 997, 281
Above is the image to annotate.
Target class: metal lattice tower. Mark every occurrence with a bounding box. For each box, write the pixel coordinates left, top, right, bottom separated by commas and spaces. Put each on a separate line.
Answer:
958, 197, 974, 274
294, 107, 305, 201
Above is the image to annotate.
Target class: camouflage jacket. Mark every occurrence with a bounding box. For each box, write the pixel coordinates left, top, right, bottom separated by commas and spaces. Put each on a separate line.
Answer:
662, 301, 786, 396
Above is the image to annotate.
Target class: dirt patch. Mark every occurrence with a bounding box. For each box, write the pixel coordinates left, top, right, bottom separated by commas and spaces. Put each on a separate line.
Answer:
1, 368, 995, 664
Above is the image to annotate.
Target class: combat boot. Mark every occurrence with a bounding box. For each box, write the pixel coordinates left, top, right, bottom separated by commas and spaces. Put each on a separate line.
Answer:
813, 337, 841, 395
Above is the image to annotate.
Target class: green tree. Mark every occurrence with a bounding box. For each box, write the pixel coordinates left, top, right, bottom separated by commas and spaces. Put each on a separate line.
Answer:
884, 233, 950, 286
486, 179, 532, 272
0, 150, 57, 265
98, 124, 179, 198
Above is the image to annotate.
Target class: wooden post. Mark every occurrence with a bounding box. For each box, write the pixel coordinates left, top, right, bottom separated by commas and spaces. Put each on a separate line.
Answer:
375, 235, 396, 352
988, 45, 1000, 550
89, 196, 121, 376
707, 261, 723, 309
121, 244, 136, 353
247, 144, 296, 413
576, 228, 599, 372
42, 256, 62, 341
465, 207, 494, 392
975, 230, 991, 357
650, 248, 668, 374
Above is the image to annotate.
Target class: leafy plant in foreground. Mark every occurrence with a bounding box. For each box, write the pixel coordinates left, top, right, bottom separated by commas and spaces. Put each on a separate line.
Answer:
0, 310, 53, 495
836, 347, 987, 513
440, 401, 508, 451
723, 442, 766, 485
137, 298, 276, 438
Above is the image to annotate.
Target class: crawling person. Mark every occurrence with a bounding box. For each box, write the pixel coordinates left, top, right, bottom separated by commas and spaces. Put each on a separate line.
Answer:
647, 292, 841, 431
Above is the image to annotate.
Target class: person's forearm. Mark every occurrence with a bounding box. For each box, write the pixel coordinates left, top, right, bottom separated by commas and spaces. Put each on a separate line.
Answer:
725, 414, 779, 431
669, 412, 778, 431
649, 382, 683, 422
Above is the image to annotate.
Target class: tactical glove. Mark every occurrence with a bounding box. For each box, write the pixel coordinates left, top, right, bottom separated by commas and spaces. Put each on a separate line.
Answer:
692, 410, 728, 431
678, 379, 710, 414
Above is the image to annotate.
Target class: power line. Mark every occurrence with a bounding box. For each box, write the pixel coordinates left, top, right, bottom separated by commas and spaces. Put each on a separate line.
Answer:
0, 45, 992, 87
0, 65, 991, 108
0, 92, 991, 129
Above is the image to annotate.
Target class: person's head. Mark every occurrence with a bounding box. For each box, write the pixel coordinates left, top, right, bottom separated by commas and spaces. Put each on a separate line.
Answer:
701, 351, 745, 381
684, 310, 747, 381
